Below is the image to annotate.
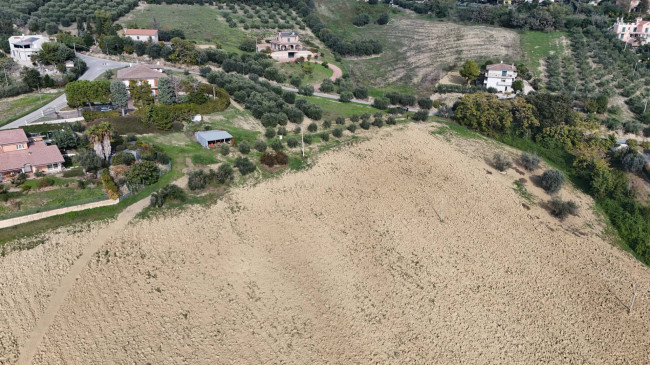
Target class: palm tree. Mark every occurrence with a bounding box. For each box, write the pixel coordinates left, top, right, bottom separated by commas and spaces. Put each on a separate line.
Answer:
87, 121, 112, 161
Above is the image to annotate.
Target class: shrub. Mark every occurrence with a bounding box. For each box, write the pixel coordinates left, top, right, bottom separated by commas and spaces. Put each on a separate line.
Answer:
339, 91, 353, 103
335, 116, 345, 125
333, 127, 343, 138
373, 97, 389, 110
308, 122, 318, 132
150, 184, 187, 208
520, 152, 540, 171
548, 197, 579, 220
320, 132, 330, 142
270, 138, 283, 151
493, 153, 512, 172
234, 156, 256, 175
287, 136, 299, 148
261, 151, 276, 167
303, 134, 313, 144
76, 149, 103, 172
238, 141, 251, 154
353, 86, 368, 99
111, 152, 135, 166
323, 120, 332, 129
275, 150, 288, 165
418, 98, 433, 110
386, 116, 397, 125
622, 153, 646, 173
298, 85, 314, 96
215, 163, 234, 184
125, 161, 159, 186
277, 126, 287, 136
100, 170, 120, 199
37, 177, 55, 189
360, 120, 371, 130
293, 126, 301, 134
220, 144, 230, 156
188, 170, 209, 190
540, 169, 565, 193
412, 110, 429, 121
265, 128, 276, 139
350, 114, 360, 123
63, 168, 84, 178
254, 140, 267, 152
34, 171, 45, 177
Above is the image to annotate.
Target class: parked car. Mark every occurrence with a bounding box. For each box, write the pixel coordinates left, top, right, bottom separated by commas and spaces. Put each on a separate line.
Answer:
99, 105, 113, 112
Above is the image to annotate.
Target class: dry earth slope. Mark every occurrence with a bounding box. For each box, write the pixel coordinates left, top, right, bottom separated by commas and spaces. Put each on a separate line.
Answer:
2, 123, 650, 364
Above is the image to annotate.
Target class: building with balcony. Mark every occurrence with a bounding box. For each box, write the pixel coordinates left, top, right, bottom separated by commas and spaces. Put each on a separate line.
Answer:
257, 31, 314, 61
8, 35, 47, 66
484, 62, 517, 93
0, 129, 64, 181
116, 65, 165, 96
613, 17, 650, 46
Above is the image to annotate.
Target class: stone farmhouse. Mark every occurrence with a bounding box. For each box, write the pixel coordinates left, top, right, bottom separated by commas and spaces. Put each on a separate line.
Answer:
0, 129, 64, 181
7, 35, 47, 66
257, 31, 314, 61
613, 17, 650, 46
117, 65, 165, 96
484, 62, 517, 93
124, 29, 159, 43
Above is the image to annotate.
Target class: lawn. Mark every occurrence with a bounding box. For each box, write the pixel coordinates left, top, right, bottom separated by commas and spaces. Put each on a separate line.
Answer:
519, 30, 566, 76
0, 91, 63, 127
87, 117, 183, 135
120, 4, 249, 51
301, 96, 378, 120
0, 179, 107, 220
276, 61, 333, 86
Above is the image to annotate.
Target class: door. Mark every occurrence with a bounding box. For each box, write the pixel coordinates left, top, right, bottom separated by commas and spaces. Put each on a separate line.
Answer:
23, 164, 32, 173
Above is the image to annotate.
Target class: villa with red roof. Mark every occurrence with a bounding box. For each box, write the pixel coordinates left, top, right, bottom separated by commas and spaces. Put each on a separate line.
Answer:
484, 62, 517, 93
0, 129, 64, 181
117, 65, 165, 96
124, 29, 159, 43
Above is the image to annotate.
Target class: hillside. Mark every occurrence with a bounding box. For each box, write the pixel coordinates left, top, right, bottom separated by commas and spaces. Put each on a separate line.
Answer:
2, 123, 649, 363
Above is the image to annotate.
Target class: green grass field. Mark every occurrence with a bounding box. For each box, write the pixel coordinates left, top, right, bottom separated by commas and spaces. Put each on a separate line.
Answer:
121, 4, 249, 50
519, 31, 566, 76
302, 96, 378, 120
276, 62, 333, 86
0, 92, 63, 127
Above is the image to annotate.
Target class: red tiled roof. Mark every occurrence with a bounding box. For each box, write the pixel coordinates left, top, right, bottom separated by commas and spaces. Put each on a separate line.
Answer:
124, 29, 158, 36
0, 143, 64, 172
117, 65, 164, 80
0, 129, 28, 146
486, 63, 517, 71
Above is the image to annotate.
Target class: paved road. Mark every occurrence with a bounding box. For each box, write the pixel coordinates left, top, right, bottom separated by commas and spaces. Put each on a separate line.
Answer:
1, 54, 130, 130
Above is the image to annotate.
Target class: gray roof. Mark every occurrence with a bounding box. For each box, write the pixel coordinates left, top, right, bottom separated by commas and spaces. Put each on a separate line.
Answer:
196, 130, 233, 141
280, 32, 298, 36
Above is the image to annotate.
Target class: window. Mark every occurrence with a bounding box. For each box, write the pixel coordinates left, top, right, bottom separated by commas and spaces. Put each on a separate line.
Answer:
47, 163, 58, 170
621, 34, 624, 39
646, 28, 648, 33
501, 79, 506, 83
16, 144, 25, 150
622, 27, 626, 32
634, 27, 637, 32
501, 71, 507, 77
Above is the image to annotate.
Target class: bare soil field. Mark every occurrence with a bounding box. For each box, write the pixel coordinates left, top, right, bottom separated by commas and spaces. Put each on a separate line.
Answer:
346, 15, 520, 93
2, 123, 650, 364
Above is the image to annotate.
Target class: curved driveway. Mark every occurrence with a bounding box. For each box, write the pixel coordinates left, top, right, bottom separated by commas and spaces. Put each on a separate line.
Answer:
1, 54, 130, 130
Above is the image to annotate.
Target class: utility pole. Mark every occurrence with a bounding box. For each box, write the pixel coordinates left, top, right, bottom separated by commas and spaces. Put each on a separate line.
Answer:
644, 98, 648, 114
3, 67, 8, 87
37, 82, 42, 103
301, 128, 305, 158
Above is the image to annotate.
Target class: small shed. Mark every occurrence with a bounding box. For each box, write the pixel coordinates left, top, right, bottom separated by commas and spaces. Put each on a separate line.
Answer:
195, 130, 233, 148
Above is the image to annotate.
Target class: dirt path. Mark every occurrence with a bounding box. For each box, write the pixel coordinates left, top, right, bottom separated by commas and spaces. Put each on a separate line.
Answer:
15, 197, 150, 365
313, 61, 342, 91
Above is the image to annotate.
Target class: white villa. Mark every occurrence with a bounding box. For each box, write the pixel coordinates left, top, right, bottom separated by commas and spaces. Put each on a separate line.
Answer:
484, 62, 517, 93
8, 35, 47, 66
124, 29, 159, 43
613, 17, 650, 46
257, 31, 314, 61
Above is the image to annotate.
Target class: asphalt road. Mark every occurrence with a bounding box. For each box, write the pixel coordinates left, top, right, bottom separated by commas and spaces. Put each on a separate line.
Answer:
1, 54, 130, 130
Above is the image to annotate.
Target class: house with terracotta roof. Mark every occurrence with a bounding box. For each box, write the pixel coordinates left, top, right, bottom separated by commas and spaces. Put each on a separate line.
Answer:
124, 29, 159, 43
0, 129, 64, 181
257, 31, 314, 61
117, 65, 165, 96
613, 17, 650, 46
484, 62, 517, 92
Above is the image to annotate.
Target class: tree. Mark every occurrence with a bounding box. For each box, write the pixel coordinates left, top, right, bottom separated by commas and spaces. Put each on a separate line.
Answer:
254, 140, 267, 152
110, 80, 128, 115
21, 68, 41, 90
220, 144, 230, 156
234, 156, 256, 175
512, 80, 524, 93
459, 60, 480, 85
52, 130, 78, 150
126, 161, 160, 186
377, 13, 389, 25
75, 149, 102, 172
188, 170, 209, 190
308, 122, 318, 132
169, 37, 198, 64
65, 80, 111, 108
215, 163, 234, 184
87, 122, 112, 161
339, 91, 353, 103
373, 97, 389, 110
111, 152, 135, 166
239, 38, 257, 52
520, 152, 540, 171
540, 169, 565, 193
454, 93, 513, 135
417, 98, 433, 110
298, 84, 314, 96
412, 110, 429, 121
353, 86, 368, 99
129, 80, 154, 108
